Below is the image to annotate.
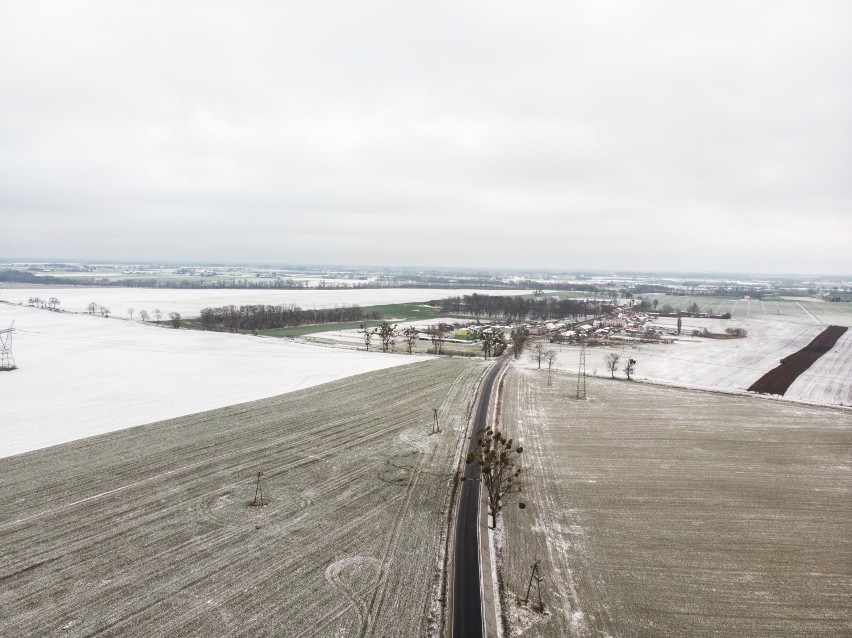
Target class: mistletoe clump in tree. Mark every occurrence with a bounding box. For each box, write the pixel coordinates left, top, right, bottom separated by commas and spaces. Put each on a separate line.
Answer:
481, 329, 506, 359
466, 426, 524, 528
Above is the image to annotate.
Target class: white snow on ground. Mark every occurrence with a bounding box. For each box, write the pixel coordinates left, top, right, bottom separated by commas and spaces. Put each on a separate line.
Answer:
520, 317, 849, 406
629, 317, 824, 392
0, 304, 427, 458
785, 328, 852, 406
0, 287, 533, 318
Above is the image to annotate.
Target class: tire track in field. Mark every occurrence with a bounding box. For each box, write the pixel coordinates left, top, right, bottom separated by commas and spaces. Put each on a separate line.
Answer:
326, 557, 382, 630
361, 363, 479, 637
80, 432, 420, 636
90, 494, 407, 637
516, 369, 595, 637
360, 449, 428, 636
296, 364, 488, 638
795, 301, 820, 324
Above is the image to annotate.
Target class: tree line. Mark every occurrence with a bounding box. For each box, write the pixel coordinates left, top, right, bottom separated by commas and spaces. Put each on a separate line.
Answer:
435, 294, 602, 322
197, 303, 373, 332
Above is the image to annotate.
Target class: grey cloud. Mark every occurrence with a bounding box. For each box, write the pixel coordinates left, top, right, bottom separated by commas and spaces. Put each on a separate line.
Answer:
1, 1, 850, 273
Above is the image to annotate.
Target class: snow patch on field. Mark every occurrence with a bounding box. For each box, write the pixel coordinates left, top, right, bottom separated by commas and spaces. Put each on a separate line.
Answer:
0, 305, 425, 458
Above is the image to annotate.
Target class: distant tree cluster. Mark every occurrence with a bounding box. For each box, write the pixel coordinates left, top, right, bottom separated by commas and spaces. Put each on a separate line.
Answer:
2, 270, 68, 285
481, 330, 506, 359
26, 296, 61, 310
0, 270, 313, 289
436, 294, 602, 322
106, 277, 312, 289
198, 303, 373, 332
427, 323, 454, 354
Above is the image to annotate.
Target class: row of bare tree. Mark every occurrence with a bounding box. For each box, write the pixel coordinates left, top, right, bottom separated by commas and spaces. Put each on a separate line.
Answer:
197, 303, 372, 332
26, 296, 61, 310
436, 294, 603, 322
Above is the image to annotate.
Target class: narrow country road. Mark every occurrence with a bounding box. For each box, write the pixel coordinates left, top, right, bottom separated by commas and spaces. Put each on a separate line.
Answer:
451, 353, 510, 638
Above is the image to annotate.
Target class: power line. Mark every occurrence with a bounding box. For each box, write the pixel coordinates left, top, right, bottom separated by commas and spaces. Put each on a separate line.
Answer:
0, 321, 15, 370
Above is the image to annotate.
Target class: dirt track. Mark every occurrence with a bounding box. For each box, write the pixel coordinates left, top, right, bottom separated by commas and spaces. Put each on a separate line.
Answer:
748, 325, 848, 395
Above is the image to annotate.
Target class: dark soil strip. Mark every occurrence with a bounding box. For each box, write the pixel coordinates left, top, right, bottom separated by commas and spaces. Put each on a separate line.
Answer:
748, 325, 848, 396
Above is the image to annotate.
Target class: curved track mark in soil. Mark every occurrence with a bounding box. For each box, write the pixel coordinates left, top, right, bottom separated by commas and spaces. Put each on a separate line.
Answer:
748, 325, 848, 396
325, 556, 382, 628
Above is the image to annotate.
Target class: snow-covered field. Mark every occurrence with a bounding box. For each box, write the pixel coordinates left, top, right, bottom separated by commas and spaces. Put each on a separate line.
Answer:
649, 295, 852, 326
786, 327, 852, 405
0, 304, 426, 458
524, 317, 850, 407
0, 287, 533, 318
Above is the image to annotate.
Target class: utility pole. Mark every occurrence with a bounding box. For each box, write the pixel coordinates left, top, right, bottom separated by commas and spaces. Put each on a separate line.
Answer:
0, 321, 15, 371
576, 340, 587, 400
431, 408, 441, 434
253, 472, 265, 506
524, 560, 545, 611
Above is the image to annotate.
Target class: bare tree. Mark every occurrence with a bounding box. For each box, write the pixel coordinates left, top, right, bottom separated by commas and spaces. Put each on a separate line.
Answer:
529, 341, 547, 369
427, 324, 449, 355
154, 308, 162, 324
140, 309, 150, 322
359, 323, 373, 351
510, 325, 529, 358
169, 311, 181, 329
676, 314, 682, 335
48, 297, 60, 310
545, 349, 557, 387
465, 426, 524, 529
402, 326, 419, 354
128, 307, 135, 320
375, 321, 397, 352
624, 357, 636, 380
98, 305, 110, 318
604, 353, 621, 379
199, 308, 215, 331
88, 302, 98, 315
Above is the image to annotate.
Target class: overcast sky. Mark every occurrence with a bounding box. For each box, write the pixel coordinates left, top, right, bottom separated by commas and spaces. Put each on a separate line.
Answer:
2, 1, 850, 274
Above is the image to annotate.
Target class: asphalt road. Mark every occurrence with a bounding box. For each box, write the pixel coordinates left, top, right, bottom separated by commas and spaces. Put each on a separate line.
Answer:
451, 354, 509, 638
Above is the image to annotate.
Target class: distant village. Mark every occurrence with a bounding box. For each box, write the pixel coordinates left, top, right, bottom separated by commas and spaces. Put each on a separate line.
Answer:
429, 301, 736, 348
